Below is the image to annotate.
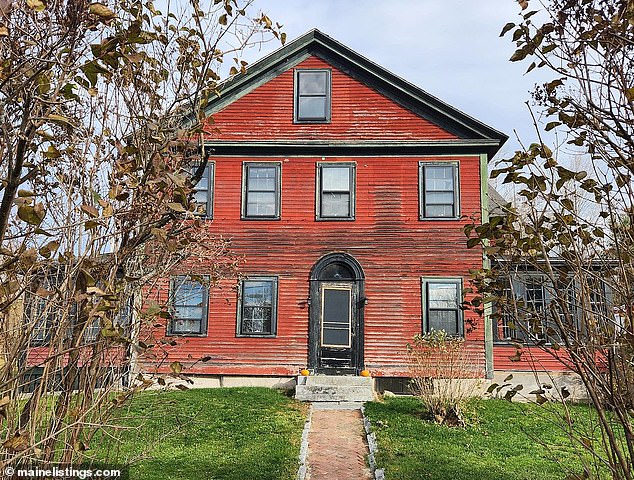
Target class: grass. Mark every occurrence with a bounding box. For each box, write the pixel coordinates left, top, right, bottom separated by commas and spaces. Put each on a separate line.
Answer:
364, 396, 599, 480
91, 387, 307, 480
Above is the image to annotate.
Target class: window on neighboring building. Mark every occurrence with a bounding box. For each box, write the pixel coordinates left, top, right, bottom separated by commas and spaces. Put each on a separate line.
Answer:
84, 295, 133, 343
419, 162, 459, 219
316, 163, 355, 220
237, 277, 278, 336
524, 276, 548, 340
191, 163, 214, 218
242, 163, 281, 219
493, 274, 614, 344
168, 276, 208, 336
25, 271, 66, 346
29, 294, 60, 346
422, 278, 463, 335
294, 69, 331, 122
494, 276, 547, 342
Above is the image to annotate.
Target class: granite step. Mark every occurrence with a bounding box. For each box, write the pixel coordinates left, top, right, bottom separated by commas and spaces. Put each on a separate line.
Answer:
295, 375, 375, 402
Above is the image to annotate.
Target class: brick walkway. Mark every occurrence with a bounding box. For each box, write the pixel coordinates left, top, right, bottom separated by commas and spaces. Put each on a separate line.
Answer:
307, 408, 372, 480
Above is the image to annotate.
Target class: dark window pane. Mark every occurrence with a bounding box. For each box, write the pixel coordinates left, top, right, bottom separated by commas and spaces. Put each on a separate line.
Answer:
525, 280, 545, 311
319, 263, 355, 280
242, 307, 272, 333
191, 165, 213, 217
322, 327, 349, 346
84, 318, 100, 342
171, 278, 206, 334
429, 310, 459, 334
322, 167, 350, 191
298, 71, 327, 94
323, 289, 350, 324
299, 97, 327, 120
245, 165, 279, 218
32, 315, 48, 342
322, 193, 350, 217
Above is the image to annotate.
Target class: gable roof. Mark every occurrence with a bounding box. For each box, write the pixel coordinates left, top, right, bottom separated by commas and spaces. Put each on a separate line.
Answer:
488, 185, 511, 216
200, 29, 507, 157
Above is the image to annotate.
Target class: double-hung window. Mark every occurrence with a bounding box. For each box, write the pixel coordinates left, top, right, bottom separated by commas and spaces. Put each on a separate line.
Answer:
316, 163, 355, 220
419, 162, 460, 219
242, 162, 281, 219
237, 277, 278, 336
26, 272, 65, 346
294, 69, 331, 123
422, 278, 463, 335
191, 163, 214, 218
168, 276, 208, 336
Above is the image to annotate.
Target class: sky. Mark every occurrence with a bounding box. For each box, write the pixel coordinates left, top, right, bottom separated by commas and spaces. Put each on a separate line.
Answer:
237, 0, 554, 161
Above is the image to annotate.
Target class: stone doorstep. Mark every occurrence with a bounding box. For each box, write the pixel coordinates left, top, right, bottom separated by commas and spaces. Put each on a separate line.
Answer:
300, 375, 374, 387
295, 375, 375, 402
295, 387, 375, 403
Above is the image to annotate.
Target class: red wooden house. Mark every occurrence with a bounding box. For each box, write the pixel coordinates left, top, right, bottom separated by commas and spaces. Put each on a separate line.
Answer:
140, 29, 509, 389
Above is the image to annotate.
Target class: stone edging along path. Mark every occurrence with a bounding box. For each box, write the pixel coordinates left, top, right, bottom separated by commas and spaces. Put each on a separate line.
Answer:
362, 405, 385, 480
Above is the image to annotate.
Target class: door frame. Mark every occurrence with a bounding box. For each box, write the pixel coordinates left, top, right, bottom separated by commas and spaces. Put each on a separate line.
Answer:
308, 253, 365, 374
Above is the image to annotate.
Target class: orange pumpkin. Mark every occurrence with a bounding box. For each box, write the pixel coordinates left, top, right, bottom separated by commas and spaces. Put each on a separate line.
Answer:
300, 369, 310, 376
360, 369, 371, 377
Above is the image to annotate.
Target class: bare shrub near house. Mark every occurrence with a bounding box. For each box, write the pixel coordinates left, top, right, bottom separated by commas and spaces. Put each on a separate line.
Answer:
0, 0, 282, 472
406, 330, 483, 426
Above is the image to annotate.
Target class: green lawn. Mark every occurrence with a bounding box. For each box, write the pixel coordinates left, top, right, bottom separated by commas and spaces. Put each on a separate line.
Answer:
93, 387, 307, 480
364, 396, 597, 480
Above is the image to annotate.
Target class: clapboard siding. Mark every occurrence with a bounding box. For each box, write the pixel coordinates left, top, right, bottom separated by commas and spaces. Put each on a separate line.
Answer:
140, 154, 486, 376
493, 345, 570, 372
206, 56, 458, 141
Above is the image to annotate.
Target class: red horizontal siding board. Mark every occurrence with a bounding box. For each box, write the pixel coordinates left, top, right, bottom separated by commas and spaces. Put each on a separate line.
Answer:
205, 57, 458, 142
493, 345, 570, 372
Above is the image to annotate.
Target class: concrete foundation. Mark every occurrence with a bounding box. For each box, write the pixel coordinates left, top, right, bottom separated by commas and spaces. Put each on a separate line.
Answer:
146, 375, 296, 391
484, 370, 589, 402
142, 370, 588, 403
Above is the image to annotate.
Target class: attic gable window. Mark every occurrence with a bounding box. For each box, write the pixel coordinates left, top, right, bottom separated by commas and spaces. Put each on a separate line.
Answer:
294, 69, 331, 123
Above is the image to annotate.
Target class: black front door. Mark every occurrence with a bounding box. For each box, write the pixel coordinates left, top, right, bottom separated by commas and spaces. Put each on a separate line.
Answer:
318, 282, 356, 372
309, 254, 365, 375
